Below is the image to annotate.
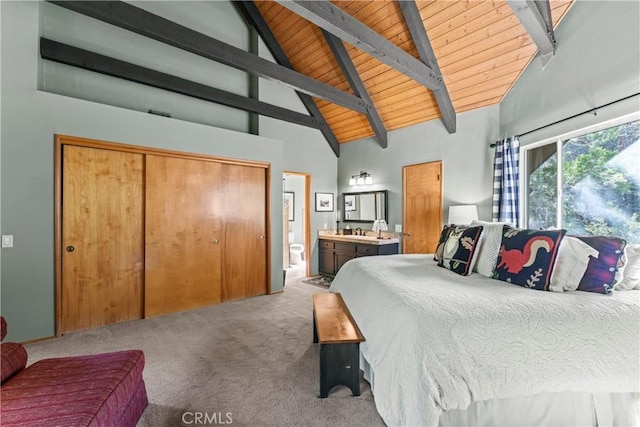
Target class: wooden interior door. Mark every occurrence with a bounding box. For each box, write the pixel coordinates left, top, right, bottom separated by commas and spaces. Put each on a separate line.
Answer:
221, 163, 267, 300
61, 145, 144, 333
403, 161, 442, 254
145, 155, 222, 317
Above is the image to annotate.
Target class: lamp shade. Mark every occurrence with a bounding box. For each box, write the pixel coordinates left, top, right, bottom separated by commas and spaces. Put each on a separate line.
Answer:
372, 219, 388, 232
448, 205, 478, 225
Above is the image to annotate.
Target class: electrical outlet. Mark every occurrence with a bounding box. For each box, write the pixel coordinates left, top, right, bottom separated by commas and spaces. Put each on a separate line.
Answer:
2, 235, 14, 248
395, 224, 402, 233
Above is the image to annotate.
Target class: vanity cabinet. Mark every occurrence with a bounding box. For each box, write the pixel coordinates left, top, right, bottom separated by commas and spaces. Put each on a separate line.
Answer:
318, 238, 399, 276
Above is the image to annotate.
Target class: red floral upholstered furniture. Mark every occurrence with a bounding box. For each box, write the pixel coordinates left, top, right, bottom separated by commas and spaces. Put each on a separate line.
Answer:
0, 316, 148, 426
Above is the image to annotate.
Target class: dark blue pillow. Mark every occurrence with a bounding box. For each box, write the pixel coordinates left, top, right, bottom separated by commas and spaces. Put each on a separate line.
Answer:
494, 226, 566, 290
434, 224, 455, 262
573, 236, 626, 294
438, 225, 484, 276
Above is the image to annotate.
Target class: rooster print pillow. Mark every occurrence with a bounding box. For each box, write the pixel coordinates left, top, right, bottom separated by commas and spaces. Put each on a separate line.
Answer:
494, 226, 566, 290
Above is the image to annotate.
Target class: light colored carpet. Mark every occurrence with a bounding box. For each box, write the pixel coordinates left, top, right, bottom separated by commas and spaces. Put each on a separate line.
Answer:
25, 278, 385, 427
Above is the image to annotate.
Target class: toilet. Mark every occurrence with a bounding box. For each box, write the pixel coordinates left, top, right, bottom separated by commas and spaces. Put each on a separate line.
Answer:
289, 232, 304, 266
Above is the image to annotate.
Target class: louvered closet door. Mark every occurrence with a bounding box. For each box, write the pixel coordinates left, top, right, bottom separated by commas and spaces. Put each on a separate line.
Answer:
61, 145, 144, 333
403, 161, 442, 254
145, 155, 223, 317
221, 163, 267, 300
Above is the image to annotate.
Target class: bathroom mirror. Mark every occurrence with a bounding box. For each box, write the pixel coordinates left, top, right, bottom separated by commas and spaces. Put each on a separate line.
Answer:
342, 190, 388, 223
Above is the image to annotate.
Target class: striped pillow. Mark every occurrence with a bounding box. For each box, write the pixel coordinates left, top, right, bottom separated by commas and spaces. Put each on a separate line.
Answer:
574, 236, 626, 294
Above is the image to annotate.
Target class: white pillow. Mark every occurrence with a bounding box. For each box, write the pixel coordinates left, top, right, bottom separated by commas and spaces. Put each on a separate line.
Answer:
615, 244, 640, 291
470, 220, 509, 277
549, 237, 598, 292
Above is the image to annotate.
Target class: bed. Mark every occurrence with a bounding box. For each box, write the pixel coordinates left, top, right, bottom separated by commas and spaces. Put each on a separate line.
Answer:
329, 254, 640, 426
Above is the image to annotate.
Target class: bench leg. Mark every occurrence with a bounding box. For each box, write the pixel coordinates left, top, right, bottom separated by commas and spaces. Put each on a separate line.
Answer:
313, 309, 318, 343
319, 343, 360, 398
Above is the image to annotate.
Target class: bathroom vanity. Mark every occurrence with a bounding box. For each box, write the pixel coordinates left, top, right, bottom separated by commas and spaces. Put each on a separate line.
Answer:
318, 234, 399, 276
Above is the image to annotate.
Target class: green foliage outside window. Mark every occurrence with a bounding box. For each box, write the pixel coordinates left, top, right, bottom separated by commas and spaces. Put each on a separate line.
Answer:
528, 120, 639, 243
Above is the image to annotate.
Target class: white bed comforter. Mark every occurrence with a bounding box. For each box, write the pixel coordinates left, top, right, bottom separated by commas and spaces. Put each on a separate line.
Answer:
329, 255, 640, 427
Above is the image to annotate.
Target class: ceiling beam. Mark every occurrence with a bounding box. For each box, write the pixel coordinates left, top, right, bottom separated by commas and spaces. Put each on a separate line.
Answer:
398, 0, 456, 134
507, 0, 556, 65
40, 38, 326, 130
48, 1, 370, 116
234, 1, 340, 157
322, 30, 387, 148
273, 1, 445, 89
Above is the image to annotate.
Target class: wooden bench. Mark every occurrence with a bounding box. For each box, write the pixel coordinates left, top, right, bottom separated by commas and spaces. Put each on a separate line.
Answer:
312, 293, 365, 398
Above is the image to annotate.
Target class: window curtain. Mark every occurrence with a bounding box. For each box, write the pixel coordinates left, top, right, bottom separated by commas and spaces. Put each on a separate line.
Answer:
492, 136, 520, 225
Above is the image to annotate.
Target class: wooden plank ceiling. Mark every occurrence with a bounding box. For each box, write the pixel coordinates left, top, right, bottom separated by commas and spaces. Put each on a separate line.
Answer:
255, 0, 573, 144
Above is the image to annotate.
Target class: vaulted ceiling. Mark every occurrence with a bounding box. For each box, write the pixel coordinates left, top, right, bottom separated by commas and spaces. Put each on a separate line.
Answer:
253, 0, 573, 144
42, 1, 575, 157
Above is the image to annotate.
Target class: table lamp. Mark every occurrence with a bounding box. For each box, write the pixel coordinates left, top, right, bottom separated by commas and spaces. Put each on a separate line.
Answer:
372, 219, 388, 239
448, 205, 478, 225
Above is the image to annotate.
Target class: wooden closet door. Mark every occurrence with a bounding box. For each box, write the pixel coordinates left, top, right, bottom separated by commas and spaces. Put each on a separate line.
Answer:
403, 161, 442, 254
61, 146, 144, 333
145, 155, 222, 317
221, 164, 267, 300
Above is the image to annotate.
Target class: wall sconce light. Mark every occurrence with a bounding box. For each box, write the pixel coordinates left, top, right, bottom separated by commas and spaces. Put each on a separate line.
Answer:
349, 171, 373, 186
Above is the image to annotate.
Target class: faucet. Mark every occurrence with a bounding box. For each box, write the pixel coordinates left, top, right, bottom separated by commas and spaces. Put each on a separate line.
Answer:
355, 227, 362, 236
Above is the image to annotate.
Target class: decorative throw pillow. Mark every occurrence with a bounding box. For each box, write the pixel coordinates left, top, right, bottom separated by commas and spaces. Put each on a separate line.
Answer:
0, 316, 6, 341
573, 236, 626, 294
0, 342, 27, 384
434, 224, 455, 262
470, 220, 510, 277
493, 226, 566, 290
549, 237, 599, 292
438, 225, 483, 276
615, 244, 640, 291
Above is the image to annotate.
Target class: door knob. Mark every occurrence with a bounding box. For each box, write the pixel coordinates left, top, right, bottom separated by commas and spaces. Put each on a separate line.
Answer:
213, 239, 220, 244
66, 246, 75, 252
259, 235, 265, 240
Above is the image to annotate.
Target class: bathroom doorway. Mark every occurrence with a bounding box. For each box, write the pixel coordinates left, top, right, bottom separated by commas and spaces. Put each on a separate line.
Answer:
283, 171, 311, 282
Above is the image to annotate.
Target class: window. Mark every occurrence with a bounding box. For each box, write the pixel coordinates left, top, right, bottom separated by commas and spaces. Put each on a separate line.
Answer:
522, 114, 640, 243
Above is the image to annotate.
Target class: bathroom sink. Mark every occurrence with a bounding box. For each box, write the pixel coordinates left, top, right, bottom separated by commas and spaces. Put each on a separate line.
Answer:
319, 234, 399, 245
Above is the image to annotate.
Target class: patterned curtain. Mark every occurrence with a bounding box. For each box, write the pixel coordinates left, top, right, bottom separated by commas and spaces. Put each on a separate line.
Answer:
492, 136, 520, 225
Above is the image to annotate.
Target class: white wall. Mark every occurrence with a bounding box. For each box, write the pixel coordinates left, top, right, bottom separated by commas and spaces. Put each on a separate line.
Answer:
1, 1, 285, 342
500, 0, 640, 145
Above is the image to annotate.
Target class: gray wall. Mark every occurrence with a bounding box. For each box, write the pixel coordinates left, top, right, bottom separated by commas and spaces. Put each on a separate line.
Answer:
40, 1, 252, 134
337, 0, 640, 245
257, 39, 338, 275
338, 105, 500, 241
500, 0, 640, 145
4, 0, 638, 341
1, 1, 285, 342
